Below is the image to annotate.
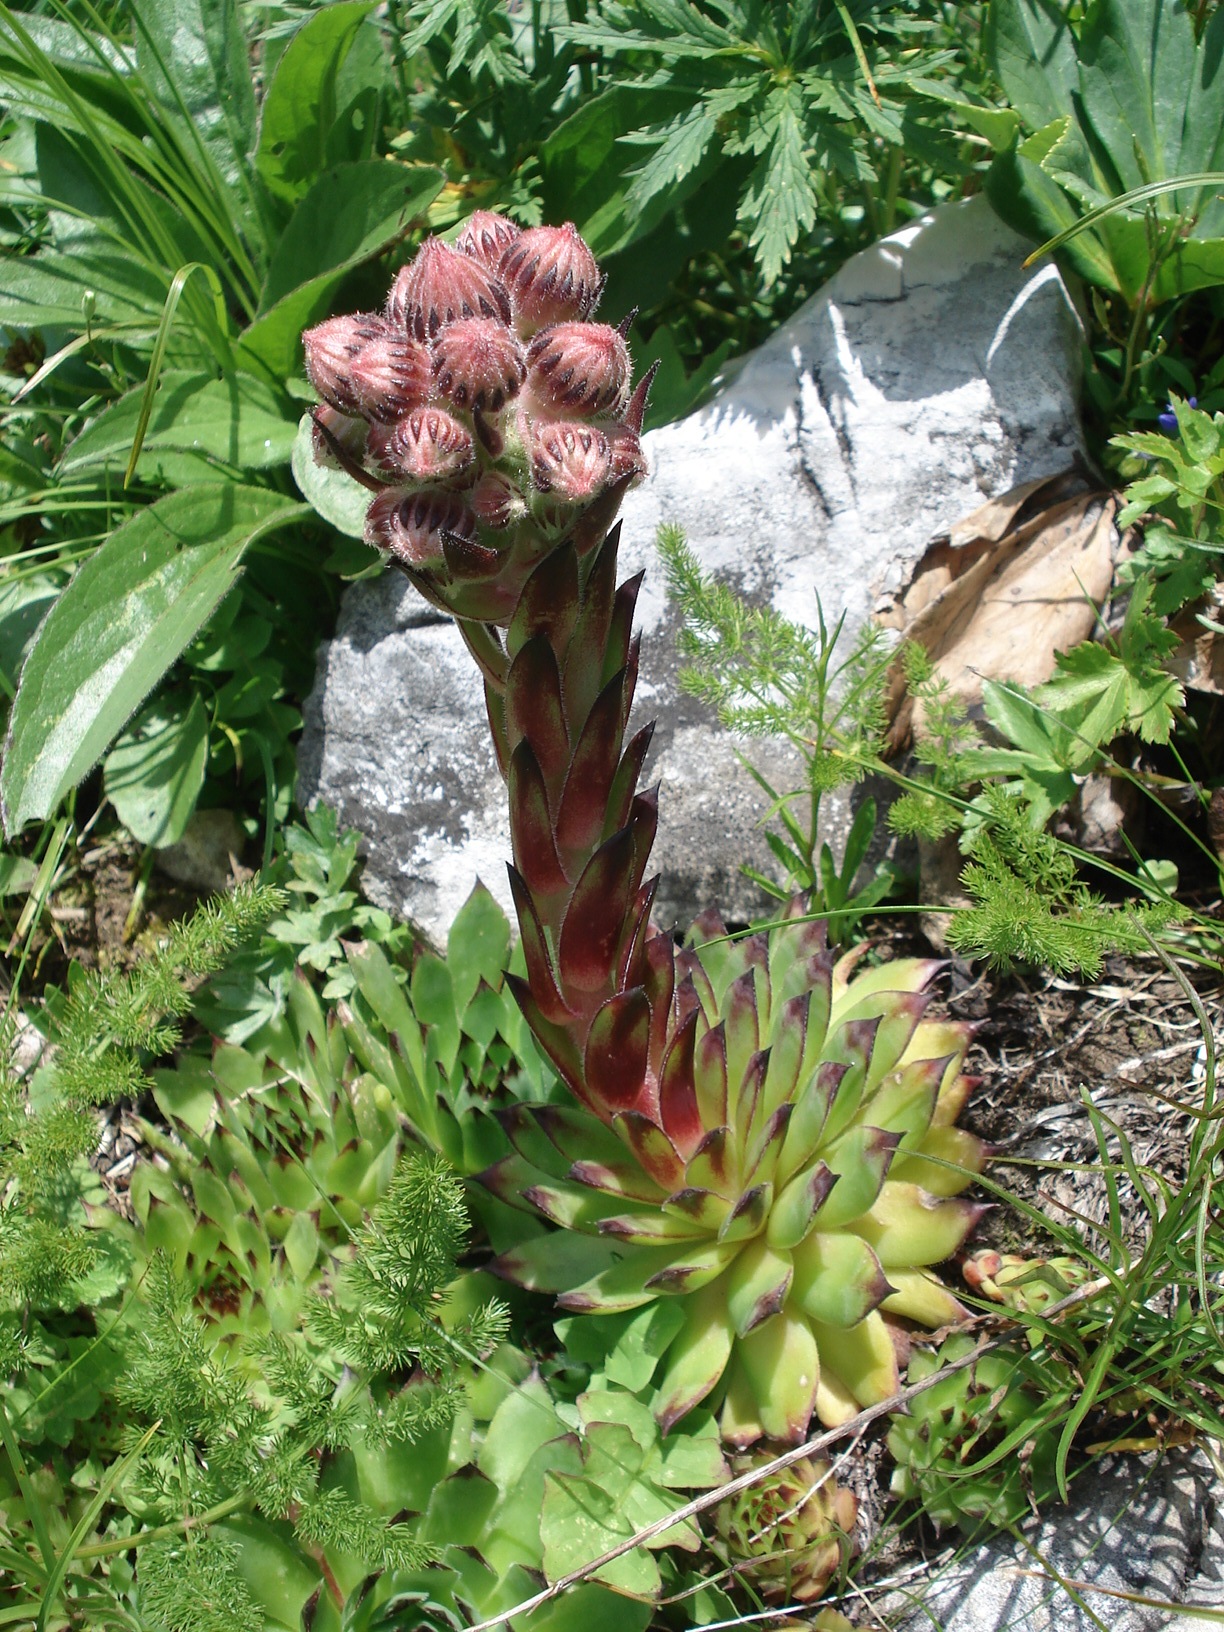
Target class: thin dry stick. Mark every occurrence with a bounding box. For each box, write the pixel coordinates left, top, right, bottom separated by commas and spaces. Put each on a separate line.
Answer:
463, 1277, 1112, 1632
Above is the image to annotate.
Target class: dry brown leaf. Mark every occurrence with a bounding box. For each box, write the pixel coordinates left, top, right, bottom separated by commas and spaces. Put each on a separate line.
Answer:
879, 472, 1119, 751
1168, 594, 1224, 696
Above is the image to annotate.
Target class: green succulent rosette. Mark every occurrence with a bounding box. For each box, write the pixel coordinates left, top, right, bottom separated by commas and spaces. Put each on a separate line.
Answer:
714, 1451, 857, 1605
480, 907, 987, 1445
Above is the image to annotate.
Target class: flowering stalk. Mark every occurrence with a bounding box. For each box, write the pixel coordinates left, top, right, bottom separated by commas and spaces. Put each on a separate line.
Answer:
302, 216, 985, 1446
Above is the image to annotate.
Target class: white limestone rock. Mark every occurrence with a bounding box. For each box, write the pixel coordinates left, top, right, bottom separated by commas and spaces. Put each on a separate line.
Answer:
298, 195, 1083, 947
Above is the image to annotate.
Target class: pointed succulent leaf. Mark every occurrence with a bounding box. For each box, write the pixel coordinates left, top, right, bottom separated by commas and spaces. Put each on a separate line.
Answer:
719, 1354, 764, 1447
536, 1101, 649, 1168
655, 1284, 736, 1433
831, 955, 941, 1015
814, 1366, 860, 1428
562, 529, 620, 725
477, 1150, 560, 1208
819, 1018, 877, 1145
717, 1182, 773, 1246
508, 743, 570, 903
492, 1228, 625, 1293
891, 1125, 987, 1196
613, 1110, 686, 1191
569, 1157, 667, 1204
684, 1125, 735, 1195
642, 1238, 738, 1295
526, 1180, 635, 1232
597, 1209, 706, 1244
603, 574, 644, 691
507, 635, 570, 792
734, 1047, 769, 1146
558, 826, 637, 994
507, 866, 571, 1021
658, 1007, 702, 1157
555, 673, 628, 859
812, 1127, 901, 1231
765, 1162, 837, 1251
693, 1019, 729, 1131
603, 722, 655, 842
558, 1245, 700, 1314
743, 1101, 792, 1188
880, 1268, 967, 1328
663, 1187, 730, 1232
508, 542, 579, 658
504, 972, 584, 1091
810, 1310, 900, 1408
760, 992, 811, 1121
626, 787, 658, 895
735, 1310, 821, 1445
851, 1182, 985, 1268
777, 1060, 845, 1184
634, 917, 672, 1050
862, 1055, 945, 1151
496, 1104, 574, 1175
725, 1237, 793, 1336
723, 973, 761, 1108
791, 1231, 891, 1328
584, 988, 651, 1115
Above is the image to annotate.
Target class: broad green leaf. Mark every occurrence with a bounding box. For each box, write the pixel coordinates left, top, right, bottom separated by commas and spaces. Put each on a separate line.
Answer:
0, 245, 168, 329
103, 690, 209, 846
0, 573, 60, 694
291, 412, 372, 539
132, 0, 257, 193
60, 371, 294, 481
986, 0, 1081, 130
447, 882, 512, 1016
1, 486, 308, 834
240, 161, 443, 379
0, 854, 36, 896
256, 3, 376, 201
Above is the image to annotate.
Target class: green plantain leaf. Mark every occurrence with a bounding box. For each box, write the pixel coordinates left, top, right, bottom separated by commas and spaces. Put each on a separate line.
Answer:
60, 370, 295, 481
103, 690, 210, 846
132, 0, 257, 192
1, 486, 309, 834
256, 2, 376, 201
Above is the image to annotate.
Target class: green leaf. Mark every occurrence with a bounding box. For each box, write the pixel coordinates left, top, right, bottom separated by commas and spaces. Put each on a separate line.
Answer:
986, 0, 1081, 130
132, 0, 257, 193
103, 691, 210, 846
240, 161, 443, 379
256, 2, 376, 201
0, 853, 37, 896
446, 882, 512, 1016
1, 486, 309, 835
738, 82, 819, 286
291, 411, 372, 539
60, 371, 295, 482
624, 103, 720, 216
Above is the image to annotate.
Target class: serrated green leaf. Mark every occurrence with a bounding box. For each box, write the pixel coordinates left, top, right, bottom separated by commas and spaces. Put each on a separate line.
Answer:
738, 83, 819, 286
1, 486, 308, 835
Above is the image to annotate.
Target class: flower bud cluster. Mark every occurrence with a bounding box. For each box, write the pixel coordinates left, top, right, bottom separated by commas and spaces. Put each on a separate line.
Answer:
302, 214, 649, 572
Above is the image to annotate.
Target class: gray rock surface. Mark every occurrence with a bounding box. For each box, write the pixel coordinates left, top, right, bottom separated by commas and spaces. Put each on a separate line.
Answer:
889, 1450, 1224, 1632
298, 195, 1084, 947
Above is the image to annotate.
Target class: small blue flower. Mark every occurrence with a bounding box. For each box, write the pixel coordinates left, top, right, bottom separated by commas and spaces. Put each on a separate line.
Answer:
1157, 396, 1197, 435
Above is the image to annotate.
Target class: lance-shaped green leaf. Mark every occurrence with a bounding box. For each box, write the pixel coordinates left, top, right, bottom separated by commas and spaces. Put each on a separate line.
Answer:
2, 486, 307, 835
492, 1230, 626, 1297
890, 1126, 988, 1197
765, 1163, 836, 1252
792, 1231, 891, 1329
880, 1268, 967, 1327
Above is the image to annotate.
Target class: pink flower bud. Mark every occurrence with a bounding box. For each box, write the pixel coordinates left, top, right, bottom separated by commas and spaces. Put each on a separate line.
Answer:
606, 422, 647, 485
303, 314, 385, 414
499, 223, 602, 332
526, 321, 630, 417
365, 487, 476, 566
455, 209, 522, 271
529, 418, 612, 503
432, 316, 526, 413
366, 406, 475, 482
349, 332, 432, 423
310, 405, 369, 469
387, 238, 512, 339
469, 470, 524, 529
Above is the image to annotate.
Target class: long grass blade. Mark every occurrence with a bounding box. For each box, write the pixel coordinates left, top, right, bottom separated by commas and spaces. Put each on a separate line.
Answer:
124, 263, 229, 488
1025, 172, 1224, 266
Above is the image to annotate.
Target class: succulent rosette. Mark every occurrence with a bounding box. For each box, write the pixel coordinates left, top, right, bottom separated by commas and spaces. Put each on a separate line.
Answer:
713, 1451, 857, 1605
481, 909, 987, 1446
300, 216, 988, 1452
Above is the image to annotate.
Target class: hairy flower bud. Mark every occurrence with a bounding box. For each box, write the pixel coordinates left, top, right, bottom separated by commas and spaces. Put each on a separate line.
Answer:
432, 316, 526, 413
469, 470, 525, 529
365, 486, 476, 566
349, 333, 432, 423
526, 322, 630, 417
310, 405, 369, 469
388, 238, 512, 339
456, 209, 522, 271
530, 418, 612, 502
366, 406, 475, 483
499, 223, 602, 332
302, 314, 385, 414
